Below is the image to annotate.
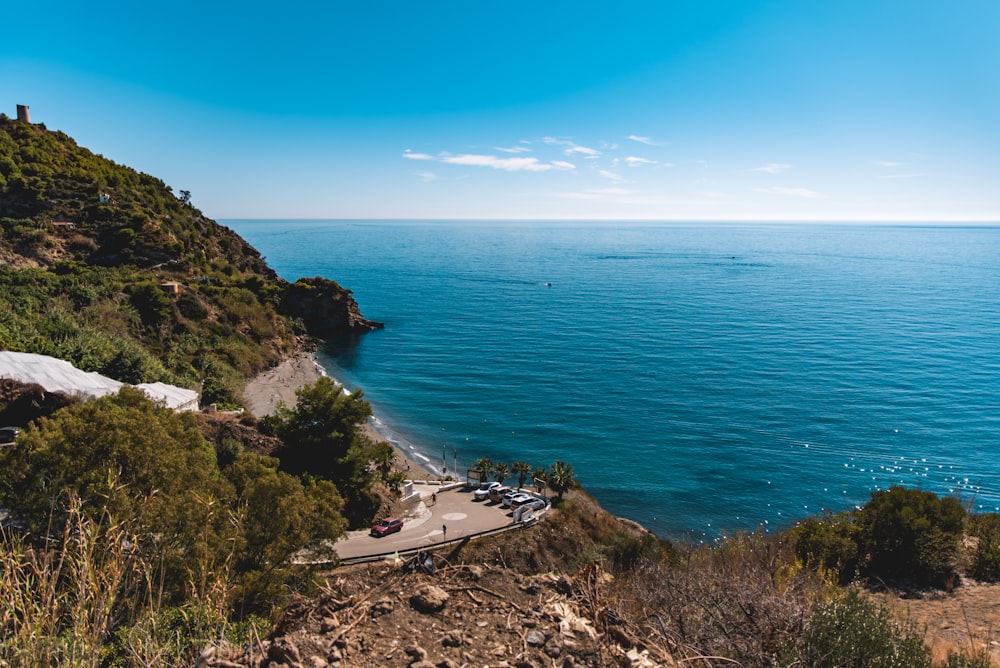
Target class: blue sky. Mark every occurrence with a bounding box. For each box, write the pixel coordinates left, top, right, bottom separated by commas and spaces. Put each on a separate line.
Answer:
3, 1, 999, 221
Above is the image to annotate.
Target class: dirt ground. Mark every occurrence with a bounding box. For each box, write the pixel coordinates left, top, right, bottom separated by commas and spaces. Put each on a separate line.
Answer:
874, 577, 1000, 665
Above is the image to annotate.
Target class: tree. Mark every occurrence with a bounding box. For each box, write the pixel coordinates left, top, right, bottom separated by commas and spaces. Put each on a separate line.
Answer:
493, 462, 509, 485
270, 377, 393, 527
856, 486, 965, 587
179, 189, 191, 205
474, 457, 495, 483
272, 376, 372, 481
511, 460, 532, 490
223, 452, 346, 611
548, 460, 577, 502
0, 387, 232, 605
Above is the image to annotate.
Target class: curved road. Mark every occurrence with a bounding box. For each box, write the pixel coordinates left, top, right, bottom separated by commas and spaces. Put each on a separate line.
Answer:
334, 485, 545, 561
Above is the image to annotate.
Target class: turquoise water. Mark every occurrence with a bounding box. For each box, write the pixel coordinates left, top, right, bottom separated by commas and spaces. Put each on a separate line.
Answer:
226, 220, 1000, 539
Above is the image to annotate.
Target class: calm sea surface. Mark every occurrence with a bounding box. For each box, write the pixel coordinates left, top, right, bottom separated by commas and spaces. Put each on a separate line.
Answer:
226, 220, 1000, 539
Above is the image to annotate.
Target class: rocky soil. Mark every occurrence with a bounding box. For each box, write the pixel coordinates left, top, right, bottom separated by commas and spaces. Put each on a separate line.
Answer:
198, 558, 673, 668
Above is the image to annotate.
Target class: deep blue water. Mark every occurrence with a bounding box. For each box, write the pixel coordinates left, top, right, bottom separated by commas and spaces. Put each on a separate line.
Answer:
226, 220, 1000, 539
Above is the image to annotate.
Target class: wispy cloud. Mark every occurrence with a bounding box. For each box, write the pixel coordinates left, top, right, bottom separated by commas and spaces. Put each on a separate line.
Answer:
752, 163, 792, 174
543, 137, 601, 158
756, 186, 824, 198
599, 170, 624, 182
627, 134, 657, 145
624, 156, 656, 167
415, 170, 437, 182
442, 154, 573, 172
495, 145, 532, 154
402, 150, 435, 161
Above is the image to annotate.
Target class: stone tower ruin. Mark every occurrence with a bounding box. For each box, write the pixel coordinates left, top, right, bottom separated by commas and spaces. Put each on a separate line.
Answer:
16, 105, 30, 123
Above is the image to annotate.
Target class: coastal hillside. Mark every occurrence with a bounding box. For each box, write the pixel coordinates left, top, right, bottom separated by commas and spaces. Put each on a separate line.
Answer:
0, 111, 378, 406
3, 111, 1000, 668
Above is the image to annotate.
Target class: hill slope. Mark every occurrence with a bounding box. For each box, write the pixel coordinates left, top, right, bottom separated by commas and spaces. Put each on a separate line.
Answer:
0, 112, 378, 407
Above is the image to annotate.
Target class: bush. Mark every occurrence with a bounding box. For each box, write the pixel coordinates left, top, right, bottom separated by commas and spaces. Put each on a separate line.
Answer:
792, 512, 860, 583
968, 513, 1000, 582
856, 486, 965, 587
787, 589, 930, 667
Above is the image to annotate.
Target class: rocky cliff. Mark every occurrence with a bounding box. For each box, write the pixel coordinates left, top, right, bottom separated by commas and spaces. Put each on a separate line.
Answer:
280, 276, 384, 336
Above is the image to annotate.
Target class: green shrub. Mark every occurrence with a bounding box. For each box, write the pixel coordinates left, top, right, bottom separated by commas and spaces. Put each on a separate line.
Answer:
792, 512, 860, 583
787, 589, 930, 667
968, 513, 1000, 581
856, 486, 965, 587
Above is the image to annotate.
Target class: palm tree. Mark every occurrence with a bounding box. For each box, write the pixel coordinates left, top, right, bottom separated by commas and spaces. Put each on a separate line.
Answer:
511, 461, 532, 490
493, 462, 509, 485
473, 457, 494, 483
547, 460, 577, 502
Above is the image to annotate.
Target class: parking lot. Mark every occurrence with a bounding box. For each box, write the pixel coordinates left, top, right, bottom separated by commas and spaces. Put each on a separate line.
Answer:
331, 483, 549, 562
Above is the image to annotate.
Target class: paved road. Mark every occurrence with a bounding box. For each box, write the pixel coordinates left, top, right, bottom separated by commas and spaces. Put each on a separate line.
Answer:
333, 485, 543, 561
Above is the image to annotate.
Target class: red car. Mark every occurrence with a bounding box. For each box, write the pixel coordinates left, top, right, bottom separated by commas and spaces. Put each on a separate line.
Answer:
371, 517, 403, 537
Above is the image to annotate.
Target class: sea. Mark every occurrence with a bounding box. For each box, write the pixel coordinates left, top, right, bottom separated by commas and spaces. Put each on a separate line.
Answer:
225, 220, 1000, 540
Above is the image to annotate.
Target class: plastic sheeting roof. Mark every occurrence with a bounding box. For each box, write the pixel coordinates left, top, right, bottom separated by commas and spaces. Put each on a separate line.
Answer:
0, 351, 200, 412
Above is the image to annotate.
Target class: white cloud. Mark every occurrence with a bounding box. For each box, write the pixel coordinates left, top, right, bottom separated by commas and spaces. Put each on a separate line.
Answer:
415, 171, 437, 182
495, 145, 532, 154
627, 134, 656, 145
756, 186, 824, 198
565, 145, 600, 158
542, 136, 600, 158
752, 163, 792, 174
599, 170, 624, 182
427, 153, 574, 172
441, 154, 552, 171
402, 150, 434, 161
625, 156, 656, 167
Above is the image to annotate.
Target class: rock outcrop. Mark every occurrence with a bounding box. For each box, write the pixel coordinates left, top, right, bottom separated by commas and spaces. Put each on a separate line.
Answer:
279, 277, 384, 336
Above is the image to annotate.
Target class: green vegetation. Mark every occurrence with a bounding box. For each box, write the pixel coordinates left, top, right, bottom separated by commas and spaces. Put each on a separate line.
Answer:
0, 116, 372, 403
265, 376, 396, 527
546, 459, 578, 502
792, 486, 966, 588
968, 513, 1000, 581
3, 116, 997, 666
0, 388, 346, 615
786, 589, 931, 667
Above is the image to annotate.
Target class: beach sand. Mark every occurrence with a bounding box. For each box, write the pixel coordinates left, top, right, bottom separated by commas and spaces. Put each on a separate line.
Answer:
243, 352, 438, 478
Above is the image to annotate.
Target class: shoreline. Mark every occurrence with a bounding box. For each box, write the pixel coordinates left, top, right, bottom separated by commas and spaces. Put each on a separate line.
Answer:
244, 352, 442, 480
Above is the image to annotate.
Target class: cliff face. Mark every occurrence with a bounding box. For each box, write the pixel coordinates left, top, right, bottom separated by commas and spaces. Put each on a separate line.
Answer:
279, 276, 384, 336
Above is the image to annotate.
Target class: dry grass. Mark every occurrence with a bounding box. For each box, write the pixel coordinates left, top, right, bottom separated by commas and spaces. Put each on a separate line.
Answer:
0, 495, 236, 667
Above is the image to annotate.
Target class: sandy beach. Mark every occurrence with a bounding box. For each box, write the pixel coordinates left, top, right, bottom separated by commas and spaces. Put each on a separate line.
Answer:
243, 352, 438, 478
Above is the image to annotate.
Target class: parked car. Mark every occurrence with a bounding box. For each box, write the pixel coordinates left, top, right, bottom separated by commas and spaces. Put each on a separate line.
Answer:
511, 495, 543, 510
520, 498, 547, 511
473, 481, 502, 501
370, 517, 403, 537
489, 486, 512, 503
503, 492, 532, 509
0, 426, 19, 444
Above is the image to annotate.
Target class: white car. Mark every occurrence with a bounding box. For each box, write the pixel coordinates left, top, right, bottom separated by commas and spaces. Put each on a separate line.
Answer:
473, 482, 501, 501
518, 497, 546, 511
503, 492, 532, 509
